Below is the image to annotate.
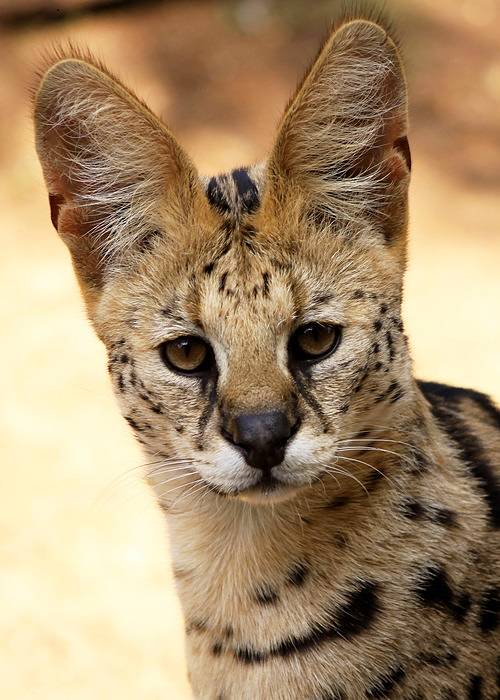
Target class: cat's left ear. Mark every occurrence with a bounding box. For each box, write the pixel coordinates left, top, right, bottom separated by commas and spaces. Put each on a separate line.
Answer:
263, 18, 410, 249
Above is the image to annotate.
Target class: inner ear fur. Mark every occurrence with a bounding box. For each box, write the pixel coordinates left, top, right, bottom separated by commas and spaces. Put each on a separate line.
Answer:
33, 50, 206, 297
263, 19, 410, 247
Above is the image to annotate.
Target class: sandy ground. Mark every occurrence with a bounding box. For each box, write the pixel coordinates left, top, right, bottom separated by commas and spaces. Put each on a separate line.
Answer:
0, 1, 499, 698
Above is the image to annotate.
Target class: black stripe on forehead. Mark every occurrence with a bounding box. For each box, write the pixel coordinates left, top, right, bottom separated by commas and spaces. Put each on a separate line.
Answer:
232, 168, 260, 213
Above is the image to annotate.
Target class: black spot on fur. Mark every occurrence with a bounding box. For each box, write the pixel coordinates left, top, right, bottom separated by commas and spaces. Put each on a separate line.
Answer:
327, 495, 350, 509
420, 381, 500, 528
467, 675, 483, 699
352, 290, 365, 299
380, 303, 388, 314
254, 585, 279, 605
212, 642, 223, 656
287, 562, 309, 587
218, 272, 228, 293
386, 330, 395, 362
136, 229, 161, 253
401, 498, 425, 519
206, 176, 231, 214
204, 261, 216, 275
419, 651, 457, 667
232, 167, 260, 213
373, 319, 383, 332
371, 342, 380, 354
478, 587, 499, 633
262, 271, 270, 297
235, 581, 379, 664
124, 415, 143, 433
414, 565, 470, 622
367, 666, 406, 698
117, 374, 125, 392
431, 507, 458, 528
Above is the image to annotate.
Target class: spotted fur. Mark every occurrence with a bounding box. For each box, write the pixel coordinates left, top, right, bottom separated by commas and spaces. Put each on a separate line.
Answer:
33, 6, 499, 700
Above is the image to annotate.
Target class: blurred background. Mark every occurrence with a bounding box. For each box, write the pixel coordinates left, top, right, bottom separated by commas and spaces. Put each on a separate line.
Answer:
0, 0, 499, 698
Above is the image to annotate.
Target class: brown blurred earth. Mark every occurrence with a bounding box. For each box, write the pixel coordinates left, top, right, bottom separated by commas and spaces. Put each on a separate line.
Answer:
0, 1, 499, 698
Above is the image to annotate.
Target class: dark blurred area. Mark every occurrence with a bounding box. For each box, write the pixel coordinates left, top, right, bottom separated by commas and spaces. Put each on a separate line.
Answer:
0, 1, 498, 698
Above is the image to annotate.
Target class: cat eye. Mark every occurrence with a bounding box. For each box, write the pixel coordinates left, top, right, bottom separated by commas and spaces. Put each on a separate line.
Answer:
160, 336, 213, 375
289, 323, 342, 363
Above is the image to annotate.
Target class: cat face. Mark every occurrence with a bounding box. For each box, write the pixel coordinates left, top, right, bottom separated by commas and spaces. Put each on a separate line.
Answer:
34, 20, 410, 504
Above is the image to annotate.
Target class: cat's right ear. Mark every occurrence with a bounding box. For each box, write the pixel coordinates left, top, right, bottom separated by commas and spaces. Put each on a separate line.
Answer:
33, 51, 207, 303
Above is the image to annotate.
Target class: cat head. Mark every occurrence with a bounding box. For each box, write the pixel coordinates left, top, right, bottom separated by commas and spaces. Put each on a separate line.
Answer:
34, 17, 411, 505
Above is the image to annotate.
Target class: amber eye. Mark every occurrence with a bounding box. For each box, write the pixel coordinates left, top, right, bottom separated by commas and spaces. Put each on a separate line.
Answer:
290, 323, 342, 363
160, 336, 213, 375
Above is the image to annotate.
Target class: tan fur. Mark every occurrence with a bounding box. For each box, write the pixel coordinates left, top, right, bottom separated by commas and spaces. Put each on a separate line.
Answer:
33, 9, 499, 700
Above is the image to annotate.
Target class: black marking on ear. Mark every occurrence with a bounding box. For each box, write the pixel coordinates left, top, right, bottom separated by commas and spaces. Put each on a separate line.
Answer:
207, 176, 232, 214
414, 565, 470, 622
234, 580, 379, 664
366, 665, 406, 698
419, 382, 500, 528
394, 136, 412, 171
232, 168, 260, 213
467, 675, 483, 699
478, 587, 499, 633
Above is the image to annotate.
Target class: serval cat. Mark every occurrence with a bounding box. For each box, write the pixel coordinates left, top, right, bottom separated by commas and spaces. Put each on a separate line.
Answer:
33, 6, 499, 699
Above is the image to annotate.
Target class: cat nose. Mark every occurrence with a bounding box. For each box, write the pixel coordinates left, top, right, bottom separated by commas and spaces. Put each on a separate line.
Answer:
222, 411, 299, 471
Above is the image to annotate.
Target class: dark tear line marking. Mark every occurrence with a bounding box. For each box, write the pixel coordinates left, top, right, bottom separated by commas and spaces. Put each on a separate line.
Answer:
196, 379, 217, 448
234, 581, 379, 664
292, 371, 330, 433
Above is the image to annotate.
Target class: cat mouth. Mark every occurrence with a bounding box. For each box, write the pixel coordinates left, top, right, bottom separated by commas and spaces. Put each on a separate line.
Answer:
203, 472, 301, 505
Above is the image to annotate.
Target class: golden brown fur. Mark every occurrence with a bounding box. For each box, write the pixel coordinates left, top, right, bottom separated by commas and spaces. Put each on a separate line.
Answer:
33, 7, 499, 699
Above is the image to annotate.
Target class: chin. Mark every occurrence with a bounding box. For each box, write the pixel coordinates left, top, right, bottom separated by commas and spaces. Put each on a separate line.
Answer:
236, 477, 302, 505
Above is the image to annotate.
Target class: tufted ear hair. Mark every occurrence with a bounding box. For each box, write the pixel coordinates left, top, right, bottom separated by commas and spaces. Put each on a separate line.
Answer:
33, 50, 206, 304
263, 18, 410, 249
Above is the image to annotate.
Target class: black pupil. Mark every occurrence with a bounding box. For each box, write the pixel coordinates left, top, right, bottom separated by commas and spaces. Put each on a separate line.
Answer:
179, 339, 193, 357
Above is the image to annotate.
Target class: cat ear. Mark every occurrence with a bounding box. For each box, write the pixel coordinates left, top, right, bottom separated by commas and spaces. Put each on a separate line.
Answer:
33, 50, 206, 298
263, 18, 410, 246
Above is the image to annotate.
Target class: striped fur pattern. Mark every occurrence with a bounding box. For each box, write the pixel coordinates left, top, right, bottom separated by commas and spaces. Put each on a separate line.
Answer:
33, 6, 499, 700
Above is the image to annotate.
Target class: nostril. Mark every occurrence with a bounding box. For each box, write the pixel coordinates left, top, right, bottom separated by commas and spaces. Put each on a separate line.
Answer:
220, 410, 299, 470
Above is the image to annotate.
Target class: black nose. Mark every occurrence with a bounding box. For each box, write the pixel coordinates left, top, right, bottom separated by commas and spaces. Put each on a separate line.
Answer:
222, 411, 298, 471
